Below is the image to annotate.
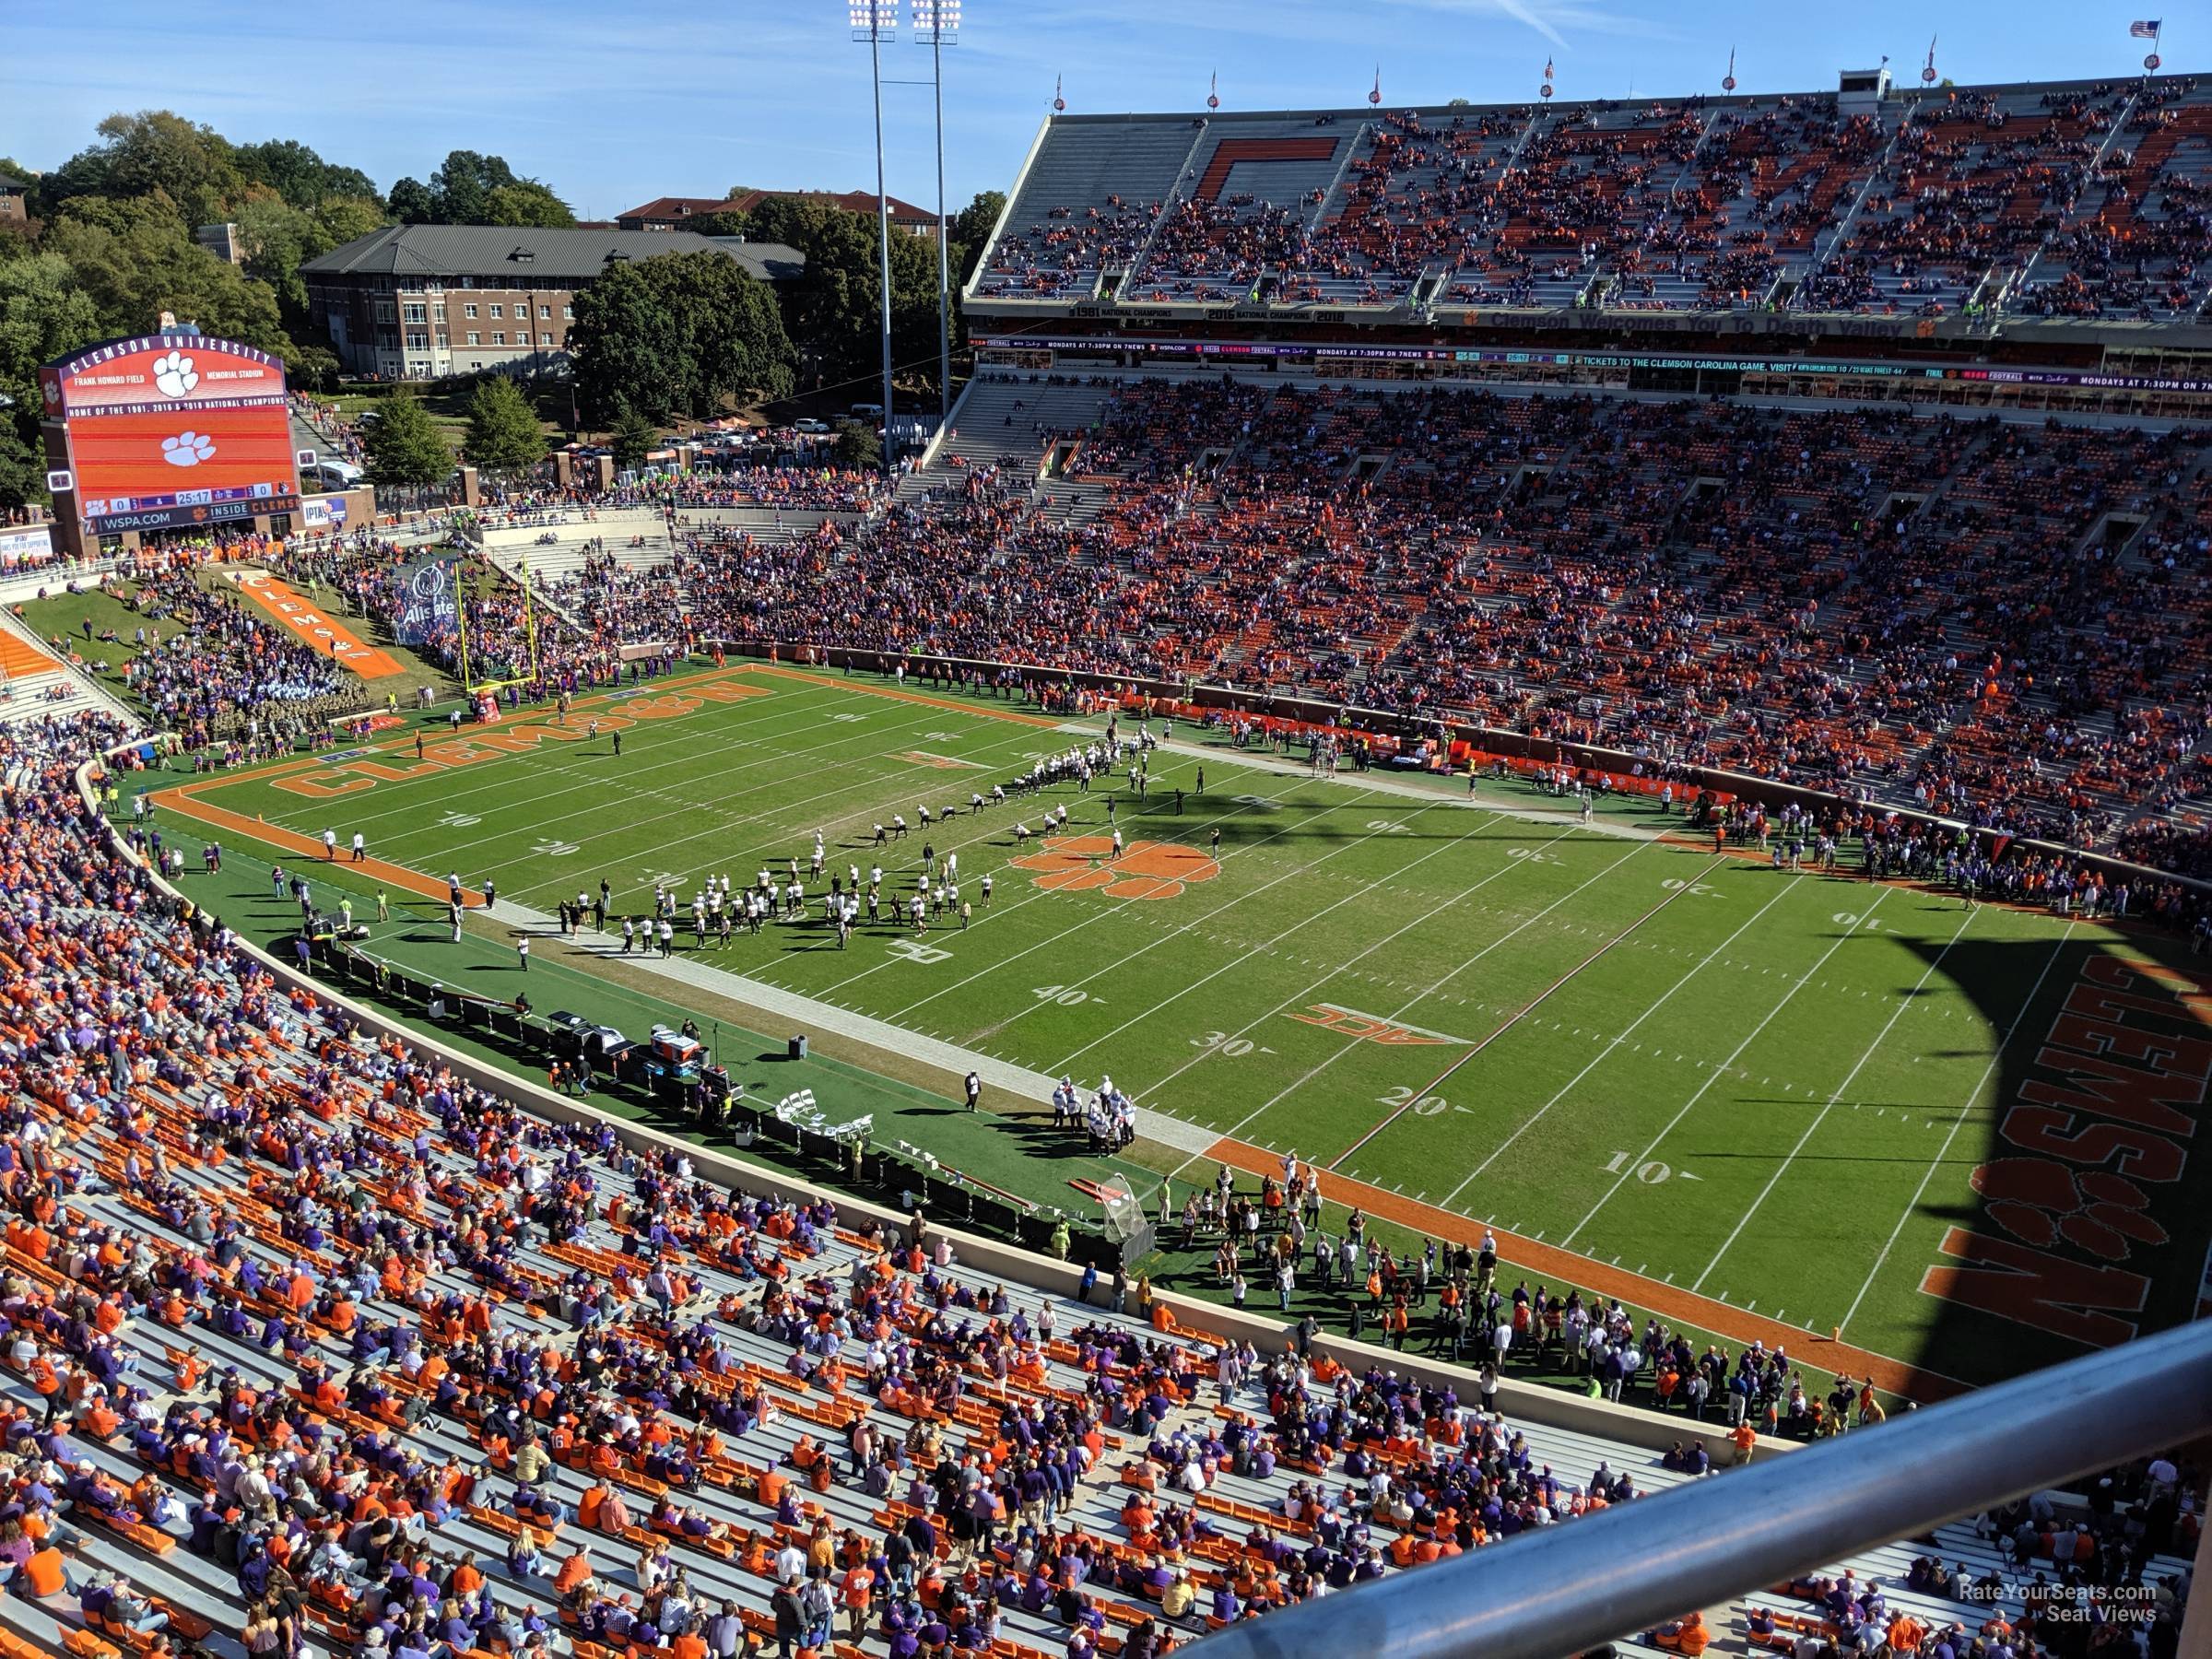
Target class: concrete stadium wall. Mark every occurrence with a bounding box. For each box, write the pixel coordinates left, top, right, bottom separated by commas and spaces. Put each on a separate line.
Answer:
477, 508, 666, 549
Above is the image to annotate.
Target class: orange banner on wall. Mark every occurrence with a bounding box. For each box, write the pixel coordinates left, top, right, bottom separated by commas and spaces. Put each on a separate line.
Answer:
232, 571, 406, 679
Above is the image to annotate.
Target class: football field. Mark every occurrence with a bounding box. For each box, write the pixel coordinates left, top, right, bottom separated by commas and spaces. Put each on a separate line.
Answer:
146, 661, 2212, 1394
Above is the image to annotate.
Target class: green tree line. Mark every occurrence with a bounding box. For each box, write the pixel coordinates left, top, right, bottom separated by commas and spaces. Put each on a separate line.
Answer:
0, 105, 1015, 506
0, 112, 578, 509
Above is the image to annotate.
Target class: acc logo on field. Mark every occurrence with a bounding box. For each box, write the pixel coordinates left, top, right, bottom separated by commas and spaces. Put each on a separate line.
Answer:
1010, 836, 1220, 901
1288, 1002, 1466, 1046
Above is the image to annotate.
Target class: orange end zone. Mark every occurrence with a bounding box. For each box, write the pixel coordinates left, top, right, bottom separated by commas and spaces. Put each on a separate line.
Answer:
1200, 1133, 1970, 1402
148, 776, 482, 909
232, 572, 408, 679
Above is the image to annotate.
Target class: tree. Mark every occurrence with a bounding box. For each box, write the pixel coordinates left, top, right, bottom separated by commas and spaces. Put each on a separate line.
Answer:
47, 111, 247, 227
0, 252, 105, 406
387, 151, 570, 227
463, 376, 547, 474
950, 189, 1006, 288
569, 252, 794, 428
0, 421, 45, 513
0, 251, 100, 507
429, 150, 517, 225
288, 343, 340, 394
363, 393, 454, 487
232, 186, 319, 322
234, 138, 381, 210
608, 404, 657, 472
387, 176, 438, 224
44, 194, 289, 353
835, 420, 881, 472
484, 181, 575, 228
568, 263, 676, 429
314, 194, 388, 247
741, 194, 839, 251
681, 209, 751, 239
778, 206, 943, 391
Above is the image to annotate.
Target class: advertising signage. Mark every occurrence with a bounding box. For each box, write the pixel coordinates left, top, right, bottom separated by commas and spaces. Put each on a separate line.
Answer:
971, 335, 2212, 395
41, 335, 301, 535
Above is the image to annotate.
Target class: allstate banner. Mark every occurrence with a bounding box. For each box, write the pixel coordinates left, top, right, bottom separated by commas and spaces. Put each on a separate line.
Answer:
393, 553, 459, 645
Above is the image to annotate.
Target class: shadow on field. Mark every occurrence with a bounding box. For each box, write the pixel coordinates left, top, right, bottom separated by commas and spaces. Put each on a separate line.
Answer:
1878, 928, 2212, 1385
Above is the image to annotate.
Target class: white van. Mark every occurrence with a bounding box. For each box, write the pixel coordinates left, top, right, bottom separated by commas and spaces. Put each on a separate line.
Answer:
300, 458, 364, 491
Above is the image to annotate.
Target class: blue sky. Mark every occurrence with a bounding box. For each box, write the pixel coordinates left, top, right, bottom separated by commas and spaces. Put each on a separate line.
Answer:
0, 1, 2183, 219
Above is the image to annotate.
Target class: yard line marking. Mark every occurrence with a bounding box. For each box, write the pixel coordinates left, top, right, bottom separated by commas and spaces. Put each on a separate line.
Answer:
364, 689, 983, 892
1160, 826, 1643, 1183
1128, 818, 1583, 1114
1690, 905, 1977, 1292
262, 672, 883, 840
1836, 921, 2079, 1338
1329, 845, 1728, 1172
1038, 806, 1508, 1070
507, 678, 1222, 912
1559, 886, 1898, 1248
1437, 870, 1806, 1210
497, 698, 1042, 900
886, 781, 1382, 1021
814, 767, 1327, 999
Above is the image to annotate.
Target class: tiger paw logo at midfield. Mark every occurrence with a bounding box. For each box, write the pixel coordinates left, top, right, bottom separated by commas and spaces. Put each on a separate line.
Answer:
152, 350, 198, 397
1009, 835, 1220, 901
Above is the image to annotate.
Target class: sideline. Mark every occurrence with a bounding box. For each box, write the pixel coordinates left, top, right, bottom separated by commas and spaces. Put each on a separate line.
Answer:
152, 776, 478, 907
482, 893, 1222, 1157
1198, 1132, 1975, 1403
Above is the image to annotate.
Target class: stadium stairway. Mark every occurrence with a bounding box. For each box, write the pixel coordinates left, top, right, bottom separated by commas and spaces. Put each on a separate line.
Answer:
0, 606, 140, 733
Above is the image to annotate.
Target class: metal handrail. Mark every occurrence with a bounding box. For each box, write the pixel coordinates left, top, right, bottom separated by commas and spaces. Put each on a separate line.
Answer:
1189, 1319, 2212, 1659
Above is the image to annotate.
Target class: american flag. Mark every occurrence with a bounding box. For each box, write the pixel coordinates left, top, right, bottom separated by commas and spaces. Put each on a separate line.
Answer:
2130, 19, 2160, 37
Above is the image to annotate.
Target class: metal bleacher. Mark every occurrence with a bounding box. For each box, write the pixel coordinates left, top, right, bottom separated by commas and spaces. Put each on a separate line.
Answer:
972, 119, 1204, 302
968, 75, 2212, 324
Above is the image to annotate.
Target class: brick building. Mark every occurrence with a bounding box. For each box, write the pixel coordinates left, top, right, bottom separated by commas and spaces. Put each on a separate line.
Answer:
0, 173, 28, 225
299, 224, 803, 381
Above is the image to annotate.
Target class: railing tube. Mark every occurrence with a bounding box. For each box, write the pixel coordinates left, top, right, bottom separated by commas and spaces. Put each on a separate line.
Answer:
1191, 1320, 2212, 1659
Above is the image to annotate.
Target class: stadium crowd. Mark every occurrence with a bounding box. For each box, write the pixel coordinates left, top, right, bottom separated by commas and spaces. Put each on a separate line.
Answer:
485, 376, 2210, 881
0, 679, 2202, 1659
973, 76, 2208, 319
0, 698, 2193, 1659
24, 566, 370, 754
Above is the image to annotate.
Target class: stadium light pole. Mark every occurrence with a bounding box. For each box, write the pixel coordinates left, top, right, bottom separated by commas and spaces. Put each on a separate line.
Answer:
852, 0, 899, 476
913, 0, 960, 439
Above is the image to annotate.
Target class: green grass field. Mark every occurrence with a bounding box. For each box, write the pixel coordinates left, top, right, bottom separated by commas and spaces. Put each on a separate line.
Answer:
140, 661, 2212, 1394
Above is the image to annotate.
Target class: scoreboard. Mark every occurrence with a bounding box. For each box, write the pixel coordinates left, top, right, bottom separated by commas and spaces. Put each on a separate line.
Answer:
41, 335, 301, 535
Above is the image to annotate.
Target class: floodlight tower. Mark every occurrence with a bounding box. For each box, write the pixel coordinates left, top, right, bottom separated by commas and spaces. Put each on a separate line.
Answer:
851, 0, 899, 471
912, 0, 960, 435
